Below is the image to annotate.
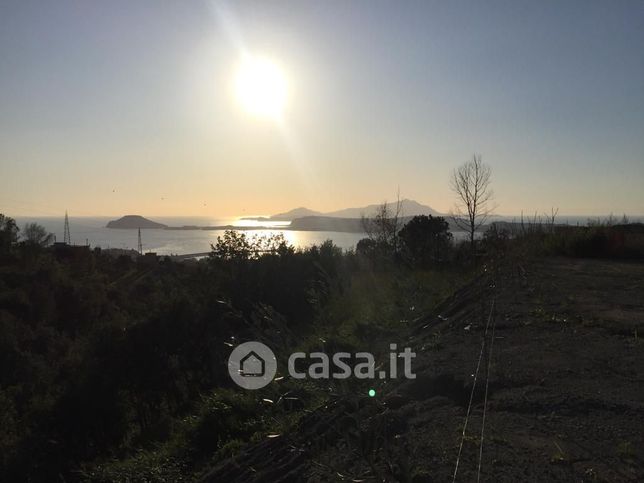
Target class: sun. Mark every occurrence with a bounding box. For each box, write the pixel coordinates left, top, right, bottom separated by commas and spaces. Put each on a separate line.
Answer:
235, 56, 287, 120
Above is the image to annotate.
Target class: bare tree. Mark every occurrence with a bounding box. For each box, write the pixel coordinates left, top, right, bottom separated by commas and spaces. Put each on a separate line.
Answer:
450, 154, 494, 251
543, 207, 559, 234
361, 190, 404, 253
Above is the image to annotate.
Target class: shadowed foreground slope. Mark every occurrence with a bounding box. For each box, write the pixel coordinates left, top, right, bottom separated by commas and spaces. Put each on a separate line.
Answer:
202, 257, 644, 482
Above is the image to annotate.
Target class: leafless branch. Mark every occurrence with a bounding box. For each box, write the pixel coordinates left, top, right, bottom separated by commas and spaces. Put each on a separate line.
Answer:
450, 154, 494, 250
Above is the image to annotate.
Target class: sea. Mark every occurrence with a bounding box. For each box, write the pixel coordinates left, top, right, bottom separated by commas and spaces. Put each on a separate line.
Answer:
12, 216, 373, 256
12, 215, 638, 257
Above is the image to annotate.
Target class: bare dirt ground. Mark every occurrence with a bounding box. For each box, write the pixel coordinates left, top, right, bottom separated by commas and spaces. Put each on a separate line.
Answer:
203, 257, 644, 482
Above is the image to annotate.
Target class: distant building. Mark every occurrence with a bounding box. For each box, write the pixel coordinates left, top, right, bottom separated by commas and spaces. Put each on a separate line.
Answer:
51, 242, 91, 261
139, 252, 159, 267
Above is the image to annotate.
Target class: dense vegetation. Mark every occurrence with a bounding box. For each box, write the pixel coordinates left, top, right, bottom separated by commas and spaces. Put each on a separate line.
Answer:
0, 213, 642, 481
0, 214, 465, 481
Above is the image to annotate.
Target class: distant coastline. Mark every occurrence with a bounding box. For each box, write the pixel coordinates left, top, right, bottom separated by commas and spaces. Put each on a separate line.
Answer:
106, 214, 485, 234
104, 209, 644, 235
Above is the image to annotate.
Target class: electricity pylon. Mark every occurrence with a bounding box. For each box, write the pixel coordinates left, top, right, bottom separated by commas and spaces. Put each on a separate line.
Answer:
63, 211, 71, 244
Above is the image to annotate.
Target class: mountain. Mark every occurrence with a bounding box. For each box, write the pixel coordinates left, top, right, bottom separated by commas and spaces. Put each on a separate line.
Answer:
106, 215, 167, 229
325, 199, 439, 218
270, 207, 323, 221
270, 199, 438, 220
288, 216, 365, 232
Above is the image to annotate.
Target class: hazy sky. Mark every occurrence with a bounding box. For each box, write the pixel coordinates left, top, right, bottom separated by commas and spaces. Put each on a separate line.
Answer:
1, 0, 643, 217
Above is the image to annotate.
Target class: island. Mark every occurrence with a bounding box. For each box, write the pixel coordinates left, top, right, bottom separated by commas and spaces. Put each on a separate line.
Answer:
106, 215, 168, 229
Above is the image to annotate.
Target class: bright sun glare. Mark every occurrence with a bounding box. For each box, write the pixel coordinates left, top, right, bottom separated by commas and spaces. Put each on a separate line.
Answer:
235, 56, 287, 120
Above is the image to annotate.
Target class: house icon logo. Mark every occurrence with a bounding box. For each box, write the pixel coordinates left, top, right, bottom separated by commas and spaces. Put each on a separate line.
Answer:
239, 351, 265, 377
228, 341, 277, 389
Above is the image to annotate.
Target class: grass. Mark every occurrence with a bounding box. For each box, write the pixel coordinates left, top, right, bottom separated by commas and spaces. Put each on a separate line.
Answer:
315, 267, 470, 345
80, 385, 326, 481
550, 440, 569, 465
77, 264, 475, 481
616, 441, 636, 462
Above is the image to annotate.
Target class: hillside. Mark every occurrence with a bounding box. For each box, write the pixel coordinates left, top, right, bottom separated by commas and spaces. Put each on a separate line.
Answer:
287, 215, 475, 233
269, 207, 323, 221
287, 216, 364, 232
270, 199, 438, 221
325, 199, 439, 218
202, 257, 644, 482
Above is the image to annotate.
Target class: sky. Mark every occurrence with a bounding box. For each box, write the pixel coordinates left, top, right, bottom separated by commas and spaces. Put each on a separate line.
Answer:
1, 0, 643, 217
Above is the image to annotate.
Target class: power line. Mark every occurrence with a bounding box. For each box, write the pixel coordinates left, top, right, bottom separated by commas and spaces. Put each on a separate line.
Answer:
477, 299, 497, 482
452, 297, 495, 483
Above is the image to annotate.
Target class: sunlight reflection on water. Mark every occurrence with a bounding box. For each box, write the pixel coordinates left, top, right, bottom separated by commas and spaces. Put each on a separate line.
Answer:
13, 217, 368, 255
14, 216, 471, 256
